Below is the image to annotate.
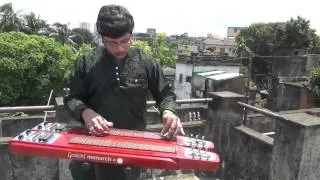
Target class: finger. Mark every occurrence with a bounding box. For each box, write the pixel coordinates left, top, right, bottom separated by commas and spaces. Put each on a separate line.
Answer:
92, 117, 104, 133
167, 118, 177, 138
105, 120, 113, 127
174, 119, 185, 136
84, 118, 94, 130
97, 117, 110, 131
161, 117, 172, 135
88, 126, 97, 135
88, 123, 104, 137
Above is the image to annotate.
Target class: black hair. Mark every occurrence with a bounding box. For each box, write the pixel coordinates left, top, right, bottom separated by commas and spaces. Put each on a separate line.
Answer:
96, 4, 134, 38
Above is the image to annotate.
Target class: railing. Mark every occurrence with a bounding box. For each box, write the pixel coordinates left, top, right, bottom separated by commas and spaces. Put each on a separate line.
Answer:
0, 97, 213, 136
237, 101, 286, 136
0, 98, 213, 114
0, 105, 55, 113
147, 98, 212, 106
237, 102, 284, 120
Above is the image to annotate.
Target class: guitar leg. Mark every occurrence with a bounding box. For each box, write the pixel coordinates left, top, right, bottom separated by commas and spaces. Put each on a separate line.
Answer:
94, 164, 102, 180
125, 166, 132, 180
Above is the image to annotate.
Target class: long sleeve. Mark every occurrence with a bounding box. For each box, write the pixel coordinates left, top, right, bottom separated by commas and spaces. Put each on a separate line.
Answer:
63, 58, 88, 123
147, 61, 177, 115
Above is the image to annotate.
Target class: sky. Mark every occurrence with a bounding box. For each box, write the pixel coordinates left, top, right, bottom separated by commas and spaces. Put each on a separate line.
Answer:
1, 0, 320, 38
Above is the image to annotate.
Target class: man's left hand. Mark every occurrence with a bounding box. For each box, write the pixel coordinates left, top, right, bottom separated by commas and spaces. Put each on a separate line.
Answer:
161, 110, 185, 139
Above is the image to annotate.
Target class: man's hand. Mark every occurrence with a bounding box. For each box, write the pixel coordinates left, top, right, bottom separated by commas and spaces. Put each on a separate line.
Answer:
161, 110, 185, 139
81, 108, 113, 136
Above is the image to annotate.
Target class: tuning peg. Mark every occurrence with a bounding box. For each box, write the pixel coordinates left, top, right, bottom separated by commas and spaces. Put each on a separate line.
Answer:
192, 152, 195, 159
201, 136, 205, 147
205, 147, 210, 160
197, 143, 202, 153
191, 144, 196, 158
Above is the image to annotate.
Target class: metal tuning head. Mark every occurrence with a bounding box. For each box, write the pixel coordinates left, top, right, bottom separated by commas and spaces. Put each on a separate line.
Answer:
201, 136, 205, 145
195, 134, 200, 144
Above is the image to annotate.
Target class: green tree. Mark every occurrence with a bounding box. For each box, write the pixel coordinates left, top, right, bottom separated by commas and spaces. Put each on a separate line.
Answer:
153, 33, 177, 66
131, 33, 177, 66
310, 66, 320, 100
49, 22, 76, 47
70, 28, 94, 49
22, 12, 50, 35
0, 32, 77, 106
236, 16, 320, 56
236, 22, 285, 56
284, 16, 320, 53
131, 40, 152, 56
0, 3, 24, 32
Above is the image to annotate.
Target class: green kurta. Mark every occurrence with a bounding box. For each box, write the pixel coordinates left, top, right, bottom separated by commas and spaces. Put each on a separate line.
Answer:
64, 46, 176, 130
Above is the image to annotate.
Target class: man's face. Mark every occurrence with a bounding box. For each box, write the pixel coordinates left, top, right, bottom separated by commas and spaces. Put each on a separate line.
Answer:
102, 33, 132, 60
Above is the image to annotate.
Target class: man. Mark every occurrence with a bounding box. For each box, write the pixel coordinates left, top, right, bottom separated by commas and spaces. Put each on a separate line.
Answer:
63, 4, 185, 180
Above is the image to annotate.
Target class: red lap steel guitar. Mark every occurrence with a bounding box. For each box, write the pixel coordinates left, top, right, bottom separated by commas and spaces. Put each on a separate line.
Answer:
9, 121, 220, 172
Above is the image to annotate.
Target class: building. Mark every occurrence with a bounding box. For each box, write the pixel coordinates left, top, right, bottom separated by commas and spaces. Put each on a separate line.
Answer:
202, 37, 236, 56
191, 70, 244, 97
79, 22, 91, 32
174, 62, 241, 100
133, 28, 157, 46
227, 27, 244, 38
146, 28, 156, 37
176, 44, 198, 56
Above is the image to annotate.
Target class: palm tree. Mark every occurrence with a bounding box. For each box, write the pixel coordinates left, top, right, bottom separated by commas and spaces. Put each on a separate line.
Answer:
0, 3, 24, 32
70, 27, 94, 49
49, 22, 76, 46
23, 12, 50, 35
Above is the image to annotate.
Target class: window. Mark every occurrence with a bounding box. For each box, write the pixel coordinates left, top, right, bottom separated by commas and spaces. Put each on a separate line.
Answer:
234, 28, 238, 33
186, 76, 192, 82
220, 48, 225, 53
179, 74, 183, 83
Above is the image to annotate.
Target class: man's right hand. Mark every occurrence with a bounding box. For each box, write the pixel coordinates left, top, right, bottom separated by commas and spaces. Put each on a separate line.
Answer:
81, 108, 113, 136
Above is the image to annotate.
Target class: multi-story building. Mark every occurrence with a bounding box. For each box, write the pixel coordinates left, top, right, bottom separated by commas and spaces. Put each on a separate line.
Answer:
176, 44, 198, 56
174, 61, 241, 100
227, 27, 244, 38
79, 22, 91, 32
133, 28, 157, 46
202, 37, 236, 56
146, 28, 156, 37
